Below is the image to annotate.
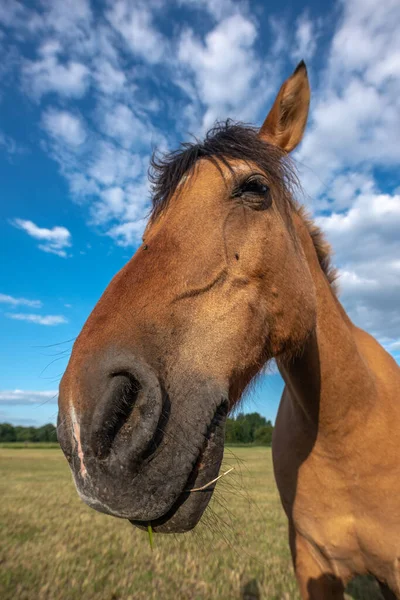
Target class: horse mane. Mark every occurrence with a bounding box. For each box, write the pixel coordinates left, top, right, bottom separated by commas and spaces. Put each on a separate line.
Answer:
149, 120, 336, 290
297, 206, 338, 289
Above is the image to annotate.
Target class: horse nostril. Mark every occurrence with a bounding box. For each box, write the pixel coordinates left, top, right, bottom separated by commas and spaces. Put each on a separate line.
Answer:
90, 373, 141, 459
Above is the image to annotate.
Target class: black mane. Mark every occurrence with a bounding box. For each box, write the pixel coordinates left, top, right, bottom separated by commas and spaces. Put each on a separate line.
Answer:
149, 120, 298, 221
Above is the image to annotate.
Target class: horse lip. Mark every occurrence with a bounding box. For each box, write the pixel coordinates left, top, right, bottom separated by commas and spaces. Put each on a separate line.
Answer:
129, 398, 228, 532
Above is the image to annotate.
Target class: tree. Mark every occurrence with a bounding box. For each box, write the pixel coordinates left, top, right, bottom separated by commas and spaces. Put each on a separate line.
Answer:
36, 424, 57, 442
0, 423, 57, 443
254, 424, 273, 446
224, 413, 274, 445
0, 423, 16, 442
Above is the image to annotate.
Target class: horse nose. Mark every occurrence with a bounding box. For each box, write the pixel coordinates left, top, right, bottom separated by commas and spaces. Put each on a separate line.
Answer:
89, 355, 164, 462
60, 351, 164, 469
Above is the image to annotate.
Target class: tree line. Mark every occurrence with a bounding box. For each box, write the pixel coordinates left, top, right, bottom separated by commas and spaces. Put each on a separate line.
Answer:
0, 423, 57, 443
0, 412, 274, 445
225, 412, 274, 445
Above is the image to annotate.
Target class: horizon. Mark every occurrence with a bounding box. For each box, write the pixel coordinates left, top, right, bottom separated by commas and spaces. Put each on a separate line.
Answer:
1, 0, 399, 426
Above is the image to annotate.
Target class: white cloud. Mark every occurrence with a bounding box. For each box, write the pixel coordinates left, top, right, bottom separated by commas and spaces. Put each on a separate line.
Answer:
12, 219, 72, 257
93, 59, 126, 95
267, 17, 289, 59
107, 218, 147, 246
0, 389, 58, 405
100, 103, 157, 149
178, 0, 243, 22
177, 14, 274, 132
0, 132, 24, 156
0, 0, 159, 249
296, 0, 400, 204
36, 0, 93, 40
0, 1, 31, 30
87, 140, 143, 187
42, 108, 87, 146
5, 313, 68, 326
317, 187, 400, 342
95, 176, 152, 244
179, 15, 257, 104
106, 1, 167, 64
287, 0, 400, 348
2, 0, 283, 251
38, 109, 154, 245
291, 13, 318, 62
0, 293, 42, 308
22, 40, 90, 99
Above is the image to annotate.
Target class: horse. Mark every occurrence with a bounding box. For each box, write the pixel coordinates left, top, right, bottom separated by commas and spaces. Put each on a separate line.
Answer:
58, 62, 400, 599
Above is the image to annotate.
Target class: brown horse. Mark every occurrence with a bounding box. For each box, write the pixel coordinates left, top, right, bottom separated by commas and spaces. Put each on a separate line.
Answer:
58, 62, 400, 599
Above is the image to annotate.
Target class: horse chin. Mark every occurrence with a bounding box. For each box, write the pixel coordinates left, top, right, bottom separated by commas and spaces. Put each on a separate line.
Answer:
130, 406, 226, 533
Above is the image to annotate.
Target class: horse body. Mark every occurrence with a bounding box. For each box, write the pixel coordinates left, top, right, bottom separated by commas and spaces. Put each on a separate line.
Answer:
273, 214, 400, 597
57, 61, 400, 599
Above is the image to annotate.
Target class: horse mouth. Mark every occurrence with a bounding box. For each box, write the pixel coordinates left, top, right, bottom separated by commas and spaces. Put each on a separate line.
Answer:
130, 400, 228, 533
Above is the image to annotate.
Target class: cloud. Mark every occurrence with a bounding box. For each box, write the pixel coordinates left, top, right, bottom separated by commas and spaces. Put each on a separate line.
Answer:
0, 293, 42, 308
88, 140, 143, 187
42, 108, 87, 146
0, 389, 58, 405
291, 13, 318, 62
5, 313, 68, 326
0, 132, 24, 156
39, 109, 155, 245
34, 0, 93, 42
177, 13, 275, 132
22, 40, 90, 99
178, 0, 244, 22
107, 218, 148, 246
100, 102, 163, 150
106, 1, 167, 64
93, 59, 126, 95
316, 186, 400, 341
1, 0, 284, 249
0, 1, 31, 30
11, 219, 72, 257
296, 0, 400, 204
287, 0, 400, 348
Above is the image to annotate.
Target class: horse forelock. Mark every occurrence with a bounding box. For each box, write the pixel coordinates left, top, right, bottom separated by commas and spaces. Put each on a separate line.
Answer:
148, 119, 336, 291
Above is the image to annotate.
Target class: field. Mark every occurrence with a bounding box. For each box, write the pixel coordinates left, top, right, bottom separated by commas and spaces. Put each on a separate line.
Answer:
0, 447, 384, 600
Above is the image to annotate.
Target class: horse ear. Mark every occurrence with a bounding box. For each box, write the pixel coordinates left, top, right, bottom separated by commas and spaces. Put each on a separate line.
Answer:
259, 61, 310, 153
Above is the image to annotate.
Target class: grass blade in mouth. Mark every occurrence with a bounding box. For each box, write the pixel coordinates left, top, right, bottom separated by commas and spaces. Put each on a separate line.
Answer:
147, 523, 154, 550
185, 467, 234, 492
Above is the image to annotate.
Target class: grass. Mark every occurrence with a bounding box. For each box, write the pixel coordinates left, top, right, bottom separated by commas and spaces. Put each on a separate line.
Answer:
0, 442, 60, 449
0, 447, 384, 600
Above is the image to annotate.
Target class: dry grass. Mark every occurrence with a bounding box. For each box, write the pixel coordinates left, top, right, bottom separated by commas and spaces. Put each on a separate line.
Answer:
0, 447, 383, 599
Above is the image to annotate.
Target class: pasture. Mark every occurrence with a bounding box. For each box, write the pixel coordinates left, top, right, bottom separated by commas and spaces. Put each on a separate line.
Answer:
0, 447, 383, 600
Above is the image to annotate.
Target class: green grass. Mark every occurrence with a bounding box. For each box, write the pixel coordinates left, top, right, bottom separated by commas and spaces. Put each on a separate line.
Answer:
0, 442, 60, 449
0, 447, 383, 599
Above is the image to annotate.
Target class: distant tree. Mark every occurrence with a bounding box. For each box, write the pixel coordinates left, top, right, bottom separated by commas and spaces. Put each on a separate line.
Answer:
254, 424, 274, 446
0, 423, 57, 443
237, 412, 268, 442
225, 417, 252, 443
36, 424, 57, 442
14, 426, 39, 442
0, 423, 16, 442
224, 412, 274, 445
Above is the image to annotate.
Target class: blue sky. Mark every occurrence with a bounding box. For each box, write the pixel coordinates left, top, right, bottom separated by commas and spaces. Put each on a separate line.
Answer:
1, 0, 399, 426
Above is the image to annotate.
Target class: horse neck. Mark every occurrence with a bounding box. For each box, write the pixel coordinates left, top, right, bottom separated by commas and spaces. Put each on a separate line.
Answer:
277, 212, 376, 436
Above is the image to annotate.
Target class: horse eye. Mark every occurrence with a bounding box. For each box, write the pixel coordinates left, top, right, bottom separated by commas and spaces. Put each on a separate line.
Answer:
240, 180, 270, 196
233, 178, 271, 210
